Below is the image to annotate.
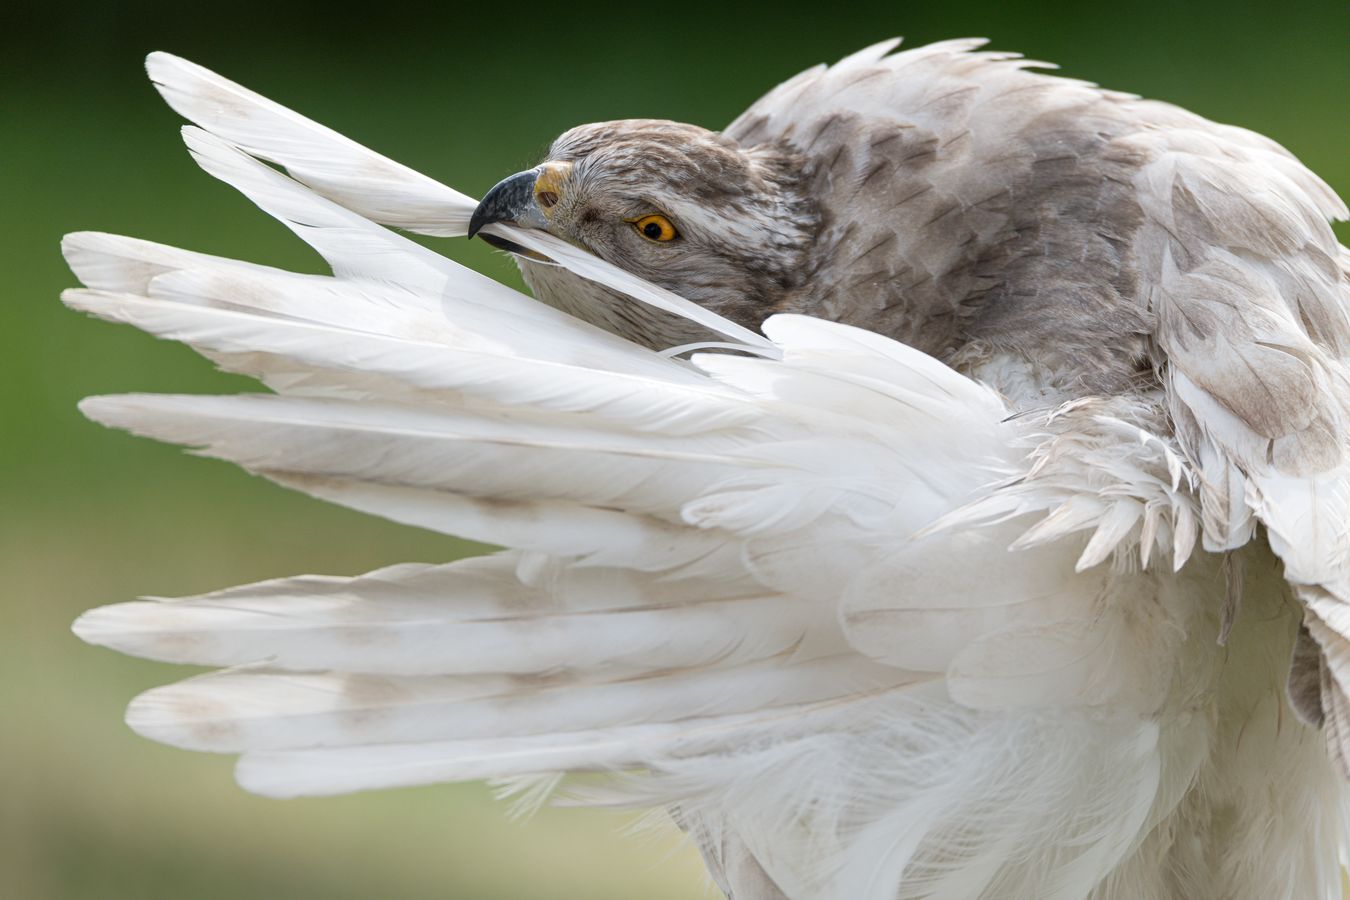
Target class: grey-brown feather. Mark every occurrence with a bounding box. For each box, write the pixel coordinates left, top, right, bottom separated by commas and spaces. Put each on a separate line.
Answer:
518, 42, 1346, 418
1291, 623, 1327, 728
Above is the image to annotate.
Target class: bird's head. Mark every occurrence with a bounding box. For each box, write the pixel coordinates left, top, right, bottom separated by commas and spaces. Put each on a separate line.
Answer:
468, 120, 819, 338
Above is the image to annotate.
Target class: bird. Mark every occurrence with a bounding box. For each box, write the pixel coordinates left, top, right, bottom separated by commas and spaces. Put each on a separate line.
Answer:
63, 38, 1350, 900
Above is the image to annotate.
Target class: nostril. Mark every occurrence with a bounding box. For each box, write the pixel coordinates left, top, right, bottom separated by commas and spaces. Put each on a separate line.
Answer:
536, 190, 559, 209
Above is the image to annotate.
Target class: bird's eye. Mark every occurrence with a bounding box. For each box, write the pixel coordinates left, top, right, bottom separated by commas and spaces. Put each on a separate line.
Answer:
633, 214, 678, 242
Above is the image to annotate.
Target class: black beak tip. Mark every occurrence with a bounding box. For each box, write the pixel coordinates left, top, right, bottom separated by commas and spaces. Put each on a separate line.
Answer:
468, 170, 539, 243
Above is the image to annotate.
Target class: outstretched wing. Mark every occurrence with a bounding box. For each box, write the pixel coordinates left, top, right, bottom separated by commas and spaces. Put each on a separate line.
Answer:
62, 54, 1338, 900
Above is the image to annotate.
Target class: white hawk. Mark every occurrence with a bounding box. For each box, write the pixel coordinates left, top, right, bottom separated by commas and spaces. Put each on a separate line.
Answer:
66, 39, 1350, 900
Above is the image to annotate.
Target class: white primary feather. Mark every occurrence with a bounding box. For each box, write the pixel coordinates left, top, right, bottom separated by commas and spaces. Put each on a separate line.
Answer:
76, 392, 752, 516
73, 555, 819, 676
65, 43, 1350, 900
62, 286, 751, 434
149, 53, 777, 354
146, 51, 479, 235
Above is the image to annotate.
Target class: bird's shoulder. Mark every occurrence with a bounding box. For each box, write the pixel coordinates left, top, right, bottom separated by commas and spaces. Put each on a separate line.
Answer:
726, 40, 1158, 389
728, 39, 1350, 421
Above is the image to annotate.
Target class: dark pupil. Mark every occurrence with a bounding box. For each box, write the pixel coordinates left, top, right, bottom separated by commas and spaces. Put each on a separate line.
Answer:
643, 221, 664, 239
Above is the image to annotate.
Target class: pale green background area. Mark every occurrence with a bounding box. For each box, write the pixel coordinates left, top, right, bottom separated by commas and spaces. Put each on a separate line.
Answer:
2, 1, 1347, 897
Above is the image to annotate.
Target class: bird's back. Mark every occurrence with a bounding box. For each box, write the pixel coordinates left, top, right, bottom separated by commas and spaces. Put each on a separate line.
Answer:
727, 39, 1349, 408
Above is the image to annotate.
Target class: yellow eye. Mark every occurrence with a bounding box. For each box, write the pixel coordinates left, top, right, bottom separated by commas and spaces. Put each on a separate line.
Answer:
633, 214, 678, 242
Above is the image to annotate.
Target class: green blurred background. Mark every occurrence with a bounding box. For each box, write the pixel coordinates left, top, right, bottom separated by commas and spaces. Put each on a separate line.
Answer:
2, 1, 1346, 897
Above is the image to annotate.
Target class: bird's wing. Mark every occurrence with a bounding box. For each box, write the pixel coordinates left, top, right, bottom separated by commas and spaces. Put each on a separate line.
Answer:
68, 56, 1248, 900
1121, 110, 1350, 760
731, 38, 1350, 772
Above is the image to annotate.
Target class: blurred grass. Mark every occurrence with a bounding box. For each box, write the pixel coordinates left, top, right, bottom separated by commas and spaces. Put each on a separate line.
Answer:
1, 2, 1346, 898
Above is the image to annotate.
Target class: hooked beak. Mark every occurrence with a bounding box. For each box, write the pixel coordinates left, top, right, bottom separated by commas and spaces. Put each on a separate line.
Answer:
468, 170, 543, 253
468, 163, 572, 257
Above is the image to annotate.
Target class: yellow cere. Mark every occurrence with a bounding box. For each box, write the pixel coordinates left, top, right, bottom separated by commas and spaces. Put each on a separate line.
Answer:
533, 162, 572, 213
633, 214, 678, 242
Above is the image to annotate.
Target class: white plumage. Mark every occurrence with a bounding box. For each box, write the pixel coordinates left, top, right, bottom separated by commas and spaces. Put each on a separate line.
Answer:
67, 42, 1350, 899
